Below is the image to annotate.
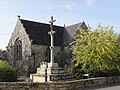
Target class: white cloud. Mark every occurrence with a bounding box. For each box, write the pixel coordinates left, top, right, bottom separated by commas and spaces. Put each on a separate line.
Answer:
86, 0, 96, 6
65, 3, 76, 10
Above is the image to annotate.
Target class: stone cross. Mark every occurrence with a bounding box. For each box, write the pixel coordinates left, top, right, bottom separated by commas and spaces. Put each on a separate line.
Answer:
48, 16, 56, 66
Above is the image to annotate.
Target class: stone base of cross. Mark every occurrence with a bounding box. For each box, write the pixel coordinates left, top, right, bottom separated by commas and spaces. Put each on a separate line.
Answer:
30, 62, 72, 82
47, 62, 58, 68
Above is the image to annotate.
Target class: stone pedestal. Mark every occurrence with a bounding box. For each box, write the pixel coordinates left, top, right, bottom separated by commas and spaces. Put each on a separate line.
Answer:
48, 63, 58, 68
30, 62, 72, 82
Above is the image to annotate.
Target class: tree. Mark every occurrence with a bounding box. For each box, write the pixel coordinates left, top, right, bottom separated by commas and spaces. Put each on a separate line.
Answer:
70, 24, 120, 78
0, 49, 8, 61
0, 60, 17, 82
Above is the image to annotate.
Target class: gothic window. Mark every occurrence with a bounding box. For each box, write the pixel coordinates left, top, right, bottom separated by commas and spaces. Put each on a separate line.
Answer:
14, 39, 22, 60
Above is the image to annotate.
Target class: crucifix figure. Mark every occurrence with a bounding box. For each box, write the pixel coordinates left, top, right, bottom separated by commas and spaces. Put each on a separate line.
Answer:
48, 16, 56, 67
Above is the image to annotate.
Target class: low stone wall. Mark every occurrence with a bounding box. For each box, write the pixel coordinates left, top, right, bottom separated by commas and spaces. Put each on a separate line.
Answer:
0, 76, 120, 90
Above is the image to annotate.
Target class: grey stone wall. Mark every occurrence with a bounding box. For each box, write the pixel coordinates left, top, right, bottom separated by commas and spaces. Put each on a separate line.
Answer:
7, 20, 32, 76
31, 45, 64, 73
0, 76, 120, 90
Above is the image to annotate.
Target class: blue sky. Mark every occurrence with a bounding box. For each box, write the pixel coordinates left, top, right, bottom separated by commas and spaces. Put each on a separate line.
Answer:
0, 0, 120, 49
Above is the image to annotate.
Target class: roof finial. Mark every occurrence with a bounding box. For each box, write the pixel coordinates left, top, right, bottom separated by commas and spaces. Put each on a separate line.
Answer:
17, 15, 21, 19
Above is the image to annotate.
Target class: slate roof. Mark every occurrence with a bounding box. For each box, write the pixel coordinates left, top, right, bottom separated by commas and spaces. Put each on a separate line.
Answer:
63, 21, 87, 45
20, 19, 64, 46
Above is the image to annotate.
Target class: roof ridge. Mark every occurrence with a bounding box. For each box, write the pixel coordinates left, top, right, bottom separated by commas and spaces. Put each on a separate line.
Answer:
20, 19, 64, 28
20, 19, 49, 25
65, 22, 82, 27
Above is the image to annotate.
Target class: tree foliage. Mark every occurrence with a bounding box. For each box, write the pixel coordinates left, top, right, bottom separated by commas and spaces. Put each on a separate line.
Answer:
70, 24, 120, 78
0, 49, 8, 61
0, 60, 17, 82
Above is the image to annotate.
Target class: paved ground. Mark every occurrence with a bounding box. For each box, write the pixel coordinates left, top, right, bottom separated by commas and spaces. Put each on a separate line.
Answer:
80, 84, 120, 90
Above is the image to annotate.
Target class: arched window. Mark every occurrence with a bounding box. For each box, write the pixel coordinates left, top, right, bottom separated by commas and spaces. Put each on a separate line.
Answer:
45, 47, 50, 63
14, 39, 22, 60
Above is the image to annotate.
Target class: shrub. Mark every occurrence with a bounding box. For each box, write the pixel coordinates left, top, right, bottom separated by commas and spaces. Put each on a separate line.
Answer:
0, 60, 17, 82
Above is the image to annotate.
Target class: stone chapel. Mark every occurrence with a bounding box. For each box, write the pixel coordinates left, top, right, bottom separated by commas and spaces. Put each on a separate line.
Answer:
7, 16, 87, 76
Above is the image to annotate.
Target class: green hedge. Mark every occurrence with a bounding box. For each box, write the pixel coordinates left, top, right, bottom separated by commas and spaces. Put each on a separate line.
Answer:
0, 60, 17, 82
